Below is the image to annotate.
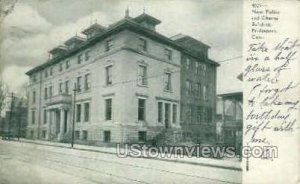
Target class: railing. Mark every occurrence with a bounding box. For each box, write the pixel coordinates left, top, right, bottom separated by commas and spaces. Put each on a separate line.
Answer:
45, 93, 72, 105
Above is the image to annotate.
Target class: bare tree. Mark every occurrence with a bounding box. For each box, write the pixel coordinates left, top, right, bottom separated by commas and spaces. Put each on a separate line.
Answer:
0, 77, 8, 116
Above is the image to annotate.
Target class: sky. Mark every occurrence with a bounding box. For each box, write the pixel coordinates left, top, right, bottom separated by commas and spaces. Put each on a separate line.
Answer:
0, 0, 242, 94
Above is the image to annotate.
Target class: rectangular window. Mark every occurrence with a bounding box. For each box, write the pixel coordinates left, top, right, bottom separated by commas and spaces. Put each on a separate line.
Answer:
59, 82, 63, 94
138, 131, 147, 142
196, 83, 201, 97
65, 80, 69, 94
138, 99, 146, 121
197, 106, 202, 123
49, 67, 53, 76
186, 81, 192, 96
42, 130, 46, 139
32, 110, 35, 124
85, 51, 90, 61
138, 38, 147, 51
82, 130, 88, 140
164, 73, 172, 91
105, 39, 113, 51
105, 65, 112, 85
49, 86, 53, 97
76, 104, 81, 122
32, 75, 37, 83
164, 48, 172, 60
84, 103, 90, 122
105, 99, 112, 120
77, 54, 82, 64
165, 103, 170, 128
195, 62, 200, 74
43, 110, 47, 124
172, 104, 177, 124
138, 65, 147, 86
186, 58, 190, 70
59, 63, 63, 72
77, 76, 82, 92
84, 74, 91, 90
202, 64, 207, 76
30, 130, 34, 138
44, 69, 48, 78
44, 87, 48, 99
32, 91, 36, 103
66, 60, 70, 69
158, 102, 163, 123
104, 131, 111, 142
75, 131, 80, 140
203, 85, 207, 100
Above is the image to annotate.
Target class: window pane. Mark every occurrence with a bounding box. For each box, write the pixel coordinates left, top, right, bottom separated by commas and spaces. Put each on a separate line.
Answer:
158, 102, 163, 123
172, 104, 177, 124
84, 103, 90, 122
105, 99, 112, 120
76, 104, 81, 122
106, 66, 112, 85
138, 99, 145, 121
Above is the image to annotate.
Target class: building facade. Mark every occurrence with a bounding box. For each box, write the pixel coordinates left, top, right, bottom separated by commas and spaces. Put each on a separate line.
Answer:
26, 12, 218, 144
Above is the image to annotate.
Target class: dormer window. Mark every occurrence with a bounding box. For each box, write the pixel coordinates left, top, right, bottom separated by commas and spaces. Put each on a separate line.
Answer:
138, 38, 147, 52
164, 48, 172, 61
106, 39, 113, 52
133, 13, 161, 31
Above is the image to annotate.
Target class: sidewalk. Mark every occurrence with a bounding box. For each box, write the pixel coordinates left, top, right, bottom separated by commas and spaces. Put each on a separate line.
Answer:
15, 138, 242, 171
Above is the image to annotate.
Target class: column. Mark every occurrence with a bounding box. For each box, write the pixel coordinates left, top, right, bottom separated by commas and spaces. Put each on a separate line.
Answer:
58, 108, 64, 140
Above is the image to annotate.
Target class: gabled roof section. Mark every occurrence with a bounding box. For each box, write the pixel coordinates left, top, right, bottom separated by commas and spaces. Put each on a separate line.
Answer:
64, 36, 86, 46
133, 13, 161, 25
82, 23, 106, 35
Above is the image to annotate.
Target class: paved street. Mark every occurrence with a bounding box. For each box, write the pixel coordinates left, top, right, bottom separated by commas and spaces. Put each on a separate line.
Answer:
0, 140, 241, 184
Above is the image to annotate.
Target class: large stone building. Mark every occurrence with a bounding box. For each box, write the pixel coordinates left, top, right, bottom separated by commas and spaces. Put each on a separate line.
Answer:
25, 12, 218, 144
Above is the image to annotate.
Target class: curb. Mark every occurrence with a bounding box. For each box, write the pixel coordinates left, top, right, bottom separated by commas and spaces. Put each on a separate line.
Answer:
10, 139, 242, 172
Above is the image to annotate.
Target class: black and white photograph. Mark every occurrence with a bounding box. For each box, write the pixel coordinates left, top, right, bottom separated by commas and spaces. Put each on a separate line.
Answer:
0, 0, 299, 183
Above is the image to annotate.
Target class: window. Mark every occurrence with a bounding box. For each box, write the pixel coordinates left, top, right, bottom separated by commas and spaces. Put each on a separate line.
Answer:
186, 58, 190, 70
105, 65, 112, 85
195, 62, 200, 74
65, 80, 69, 94
66, 60, 70, 69
138, 65, 147, 86
164, 103, 170, 128
82, 130, 88, 140
77, 54, 82, 64
105, 39, 113, 51
84, 74, 91, 90
196, 83, 201, 97
32, 91, 36, 103
138, 99, 146, 121
59, 82, 63, 94
164, 73, 172, 91
186, 81, 192, 95
105, 99, 112, 120
197, 106, 202, 122
59, 63, 63, 72
138, 131, 147, 142
85, 51, 90, 61
84, 103, 90, 122
158, 102, 163, 123
203, 64, 207, 76
138, 38, 147, 51
42, 130, 46, 139
44, 69, 48, 78
44, 87, 48, 99
203, 107, 208, 122
203, 85, 207, 100
49, 86, 53, 97
76, 104, 81, 122
77, 76, 82, 92
75, 131, 80, 140
164, 48, 172, 60
32, 75, 37, 83
30, 130, 34, 138
43, 110, 47, 124
104, 131, 111, 142
49, 67, 53, 76
32, 110, 35, 124
172, 104, 177, 124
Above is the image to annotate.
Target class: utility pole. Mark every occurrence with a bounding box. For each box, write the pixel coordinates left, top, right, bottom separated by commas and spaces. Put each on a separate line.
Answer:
8, 92, 14, 140
71, 83, 77, 148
